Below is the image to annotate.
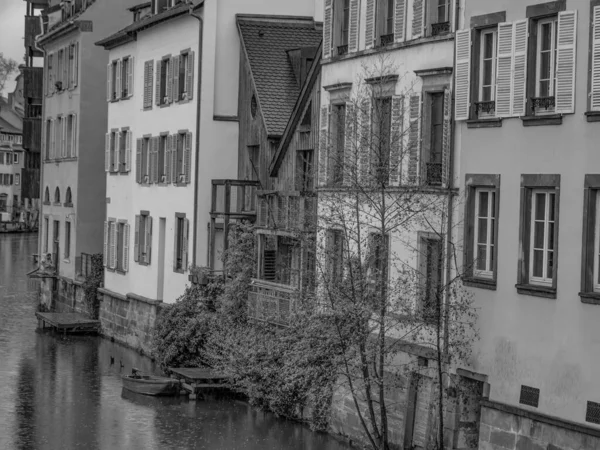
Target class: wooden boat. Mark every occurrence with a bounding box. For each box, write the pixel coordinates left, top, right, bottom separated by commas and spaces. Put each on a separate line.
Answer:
121, 368, 179, 396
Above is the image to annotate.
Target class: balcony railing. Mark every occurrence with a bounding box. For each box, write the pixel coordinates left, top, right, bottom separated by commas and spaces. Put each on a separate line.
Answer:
425, 162, 442, 186
23, 118, 42, 153
256, 192, 316, 231
379, 33, 394, 47
210, 179, 260, 219
26, 104, 42, 119
431, 21, 451, 36
530, 96, 555, 113
247, 279, 296, 326
337, 44, 348, 56
22, 67, 44, 100
475, 101, 495, 117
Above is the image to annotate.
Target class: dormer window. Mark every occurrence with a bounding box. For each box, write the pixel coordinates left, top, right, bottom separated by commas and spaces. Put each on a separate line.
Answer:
152, 0, 168, 15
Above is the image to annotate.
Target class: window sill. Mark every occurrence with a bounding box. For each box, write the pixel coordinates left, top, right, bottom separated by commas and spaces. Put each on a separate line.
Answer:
466, 118, 502, 128
579, 292, 600, 305
43, 201, 51, 206
116, 269, 127, 275
143, 106, 153, 111
159, 102, 171, 108
52, 202, 61, 207
463, 277, 497, 291
515, 283, 556, 299
137, 261, 150, 266
174, 269, 184, 274
63, 202, 73, 207
521, 114, 562, 127
584, 111, 600, 123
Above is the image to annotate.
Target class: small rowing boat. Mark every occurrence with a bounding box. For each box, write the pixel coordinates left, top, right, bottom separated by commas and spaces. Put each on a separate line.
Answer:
121, 368, 179, 396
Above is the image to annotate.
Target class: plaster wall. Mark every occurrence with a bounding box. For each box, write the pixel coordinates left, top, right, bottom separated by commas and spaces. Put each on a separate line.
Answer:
0, 150, 24, 216
458, 0, 600, 428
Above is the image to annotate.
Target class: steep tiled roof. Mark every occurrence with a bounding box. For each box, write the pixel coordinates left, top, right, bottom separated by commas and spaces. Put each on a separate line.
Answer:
0, 116, 21, 134
238, 16, 322, 137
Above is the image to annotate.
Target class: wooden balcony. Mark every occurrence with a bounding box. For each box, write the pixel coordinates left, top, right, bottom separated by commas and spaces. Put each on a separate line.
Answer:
24, 16, 42, 55
256, 191, 316, 232
22, 67, 44, 100
247, 279, 296, 326
23, 118, 42, 153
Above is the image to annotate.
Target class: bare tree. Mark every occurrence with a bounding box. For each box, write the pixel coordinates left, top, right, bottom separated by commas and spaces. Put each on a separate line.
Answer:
0, 53, 19, 95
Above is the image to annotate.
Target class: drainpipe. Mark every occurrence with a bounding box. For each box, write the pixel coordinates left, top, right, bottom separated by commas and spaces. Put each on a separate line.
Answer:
189, 5, 203, 268
35, 17, 48, 269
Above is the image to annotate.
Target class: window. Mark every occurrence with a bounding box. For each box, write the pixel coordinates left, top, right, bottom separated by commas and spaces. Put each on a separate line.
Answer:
534, 18, 558, 113
580, 175, 600, 301
473, 189, 496, 279
65, 187, 72, 205
326, 229, 344, 285
13, 153, 19, 164
143, 60, 154, 109
0, 153, 3, 164
64, 221, 71, 260
55, 116, 63, 158
104, 219, 131, 272
134, 212, 152, 265
54, 187, 60, 204
47, 53, 54, 95
478, 29, 497, 113
105, 130, 118, 173
5, 153, 11, 164
57, 49, 64, 91
419, 234, 443, 322
367, 232, 390, 300
329, 104, 346, 186
177, 51, 193, 101
332, 0, 351, 55
158, 134, 168, 182
118, 130, 127, 172
110, 60, 119, 101
376, 0, 395, 45
174, 213, 189, 272
425, 93, 444, 185
66, 114, 74, 157
435, 0, 450, 24
44, 187, 50, 204
44, 217, 49, 253
174, 132, 191, 184
517, 175, 560, 298
15, 174, 20, 186
121, 56, 132, 98
296, 150, 314, 191
45, 119, 52, 159
0, 194, 6, 212
158, 57, 170, 105
140, 136, 151, 183
372, 97, 392, 184
68, 42, 78, 90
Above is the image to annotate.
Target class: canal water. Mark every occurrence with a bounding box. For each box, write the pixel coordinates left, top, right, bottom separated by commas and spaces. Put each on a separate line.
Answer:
0, 233, 351, 450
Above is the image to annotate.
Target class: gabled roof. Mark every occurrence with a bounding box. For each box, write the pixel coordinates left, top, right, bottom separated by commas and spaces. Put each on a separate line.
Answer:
0, 98, 23, 134
237, 15, 322, 138
0, 116, 22, 135
270, 42, 322, 177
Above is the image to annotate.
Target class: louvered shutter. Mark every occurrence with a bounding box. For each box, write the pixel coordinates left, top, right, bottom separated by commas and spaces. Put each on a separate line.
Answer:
107, 63, 112, 102
115, 132, 121, 172
166, 135, 173, 183
71, 114, 77, 157
134, 215, 140, 262
49, 119, 55, 159
186, 51, 194, 100
136, 138, 142, 183
441, 89, 451, 188
359, 98, 372, 184
155, 60, 162, 106
348, 0, 359, 52
511, 20, 528, 116
343, 102, 356, 185
454, 29, 471, 121
145, 216, 153, 264
144, 60, 153, 108
323, 0, 333, 58
109, 221, 117, 269
103, 221, 108, 266
61, 117, 67, 157
412, 0, 424, 39
394, 0, 407, 43
555, 11, 577, 114
105, 133, 111, 172
389, 95, 403, 186
127, 56, 134, 98
73, 42, 79, 88
123, 224, 130, 272
318, 106, 330, 187
166, 57, 173, 104
173, 55, 180, 102
68, 45, 74, 90
125, 131, 132, 172
592, 6, 600, 110
182, 218, 189, 271
116, 59, 122, 100
407, 94, 421, 184
365, 0, 376, 49
151, 137, 159, 183
495, 22, 514, 118
184, 132, 192, 184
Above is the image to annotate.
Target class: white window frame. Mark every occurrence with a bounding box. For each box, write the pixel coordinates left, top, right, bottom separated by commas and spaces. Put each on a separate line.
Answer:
594, 193, 600, 293
535, 17, 558, 100
529, 189, 556, 286
13, 153, 19, 164
435, 0, 450, 24
473, 188, 495, 279
479, 29, 497, 104
15, 174, 20, 185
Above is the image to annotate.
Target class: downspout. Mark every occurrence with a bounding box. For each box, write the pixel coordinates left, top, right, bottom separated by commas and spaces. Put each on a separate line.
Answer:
35, 18, 48, 268
189, 6, 203, 267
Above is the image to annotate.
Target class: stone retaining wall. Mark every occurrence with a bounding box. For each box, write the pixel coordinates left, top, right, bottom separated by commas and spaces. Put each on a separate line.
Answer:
54, 278, 88, 315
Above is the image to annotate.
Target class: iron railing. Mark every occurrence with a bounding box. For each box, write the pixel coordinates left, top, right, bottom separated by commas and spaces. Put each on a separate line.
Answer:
256, 192, 316, 231
247, 279, 296, 326
379, 33, 394, 46
530, 96, 555, 113
431, 21, 450, 36
337, 44, 348, 56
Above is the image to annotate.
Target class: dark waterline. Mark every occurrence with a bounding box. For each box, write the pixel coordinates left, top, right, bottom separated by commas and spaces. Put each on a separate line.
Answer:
0, 233, 351, 450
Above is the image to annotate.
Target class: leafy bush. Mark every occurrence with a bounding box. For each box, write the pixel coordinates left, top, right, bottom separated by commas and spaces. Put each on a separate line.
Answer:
83, 254, 103, 319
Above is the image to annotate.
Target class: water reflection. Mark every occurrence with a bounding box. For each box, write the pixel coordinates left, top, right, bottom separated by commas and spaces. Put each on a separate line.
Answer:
0, 234, 351, 450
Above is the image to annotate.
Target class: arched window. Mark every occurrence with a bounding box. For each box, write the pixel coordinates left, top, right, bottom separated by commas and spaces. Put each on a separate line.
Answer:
65, 187, 72, 206
54, 187, 60, 204
44, 187, 50, 203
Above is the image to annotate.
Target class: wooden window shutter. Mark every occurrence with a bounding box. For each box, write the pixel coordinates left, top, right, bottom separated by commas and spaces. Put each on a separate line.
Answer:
68, 45, 73, 89
123, 223, 130, 272
318, 105, 330, 187
412, 0, 424, 39
135, 138, 142, 183
115, 132, 121, 172
144, 60, 153, 108
49, 119, 55, 159
103, 221, 108, 266
63, 47, 68, 86
105, 133, 111, 172
555, 11, 577, 114
71, 114, 77, 157
173, 55, 180, 102
166, 135, 173, 183
407, 94, 422, 184
127, 56, 134, 98
182, 218, 189, 271
359, 98, 372, 184
495, 22, 514, 118
61, 117, 67, 157
441, 89, 452, 188
394, 0, 407, 43
145, 216, 153, 264
592, 6, 600, 110
343, 102, 356, 186
511, 19, 528, 117
323, 0, 333, 58
365, 0, 376, 49
109, 221, 117, 269
106, 63, 112, 102
186, 51, 194, 100
134, 215, 140, 262
151, 137, 159, 183
125, 130, 132, 172
348, 0, 360, 52
155, 60, 162, 106
171, 137, 178, 182
116, 59, 122, 100
389, 95, 404, 186
166, 57, 174, 103
454, 29, 471, 121
184, 132, 192, 183
74, 42, 79, 88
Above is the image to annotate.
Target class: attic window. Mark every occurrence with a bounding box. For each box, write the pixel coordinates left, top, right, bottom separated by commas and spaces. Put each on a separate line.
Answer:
251, 95, 257, 118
